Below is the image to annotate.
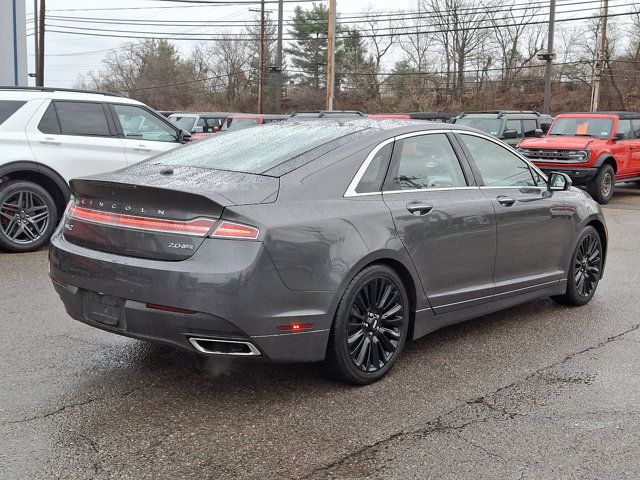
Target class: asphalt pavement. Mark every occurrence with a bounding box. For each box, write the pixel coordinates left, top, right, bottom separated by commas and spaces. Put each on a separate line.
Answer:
1, 186, 639, 479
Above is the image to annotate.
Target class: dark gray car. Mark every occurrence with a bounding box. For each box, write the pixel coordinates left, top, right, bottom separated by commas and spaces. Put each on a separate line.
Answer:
49, 120, 607, 384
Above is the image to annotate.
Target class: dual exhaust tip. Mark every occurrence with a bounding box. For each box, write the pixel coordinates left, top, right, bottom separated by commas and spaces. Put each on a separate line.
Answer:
188, 337, 261, 356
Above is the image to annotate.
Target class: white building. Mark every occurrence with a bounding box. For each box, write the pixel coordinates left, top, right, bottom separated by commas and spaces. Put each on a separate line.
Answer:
0, 0, 28, 86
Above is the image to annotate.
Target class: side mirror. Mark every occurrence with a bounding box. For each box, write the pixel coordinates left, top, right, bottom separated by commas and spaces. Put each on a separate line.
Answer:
615, 132, 626, 140
548, 171, 572, 191
178, 129, 192, 143
193, 126, 204, 134
534, 128, 544, 137
502, 129, 518, 139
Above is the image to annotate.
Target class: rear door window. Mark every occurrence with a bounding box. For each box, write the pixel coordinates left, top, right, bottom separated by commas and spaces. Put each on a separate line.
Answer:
0, 100, 26, 125
54, 101, 112, 137
387, 133, 467, 190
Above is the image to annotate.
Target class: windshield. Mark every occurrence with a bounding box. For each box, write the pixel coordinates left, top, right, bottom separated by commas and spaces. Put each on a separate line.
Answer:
549, 117, 614, 138
170, 116, 197, 132
148, 122, 363, 174
223, 117, 260, 130
456, 117, 503, 136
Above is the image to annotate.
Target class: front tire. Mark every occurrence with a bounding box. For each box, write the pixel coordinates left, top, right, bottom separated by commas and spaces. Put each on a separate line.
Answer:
326, 265, 410, 385
0, 180, 58, 253
587, 164, 615, 204
552, 226, 603, 306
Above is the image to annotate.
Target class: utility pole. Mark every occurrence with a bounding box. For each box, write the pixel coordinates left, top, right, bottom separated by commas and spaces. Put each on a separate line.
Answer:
33, 0, 39, 85
325, 0, 336, 110
590, 0, 609, 112
540, 0, 556, 115
37, 0, 45, 86
257, 0, 265, 114
274, 0, 283, 113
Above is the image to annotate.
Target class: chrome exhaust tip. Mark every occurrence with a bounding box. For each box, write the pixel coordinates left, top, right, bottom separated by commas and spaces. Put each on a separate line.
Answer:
188, 337, 261, 356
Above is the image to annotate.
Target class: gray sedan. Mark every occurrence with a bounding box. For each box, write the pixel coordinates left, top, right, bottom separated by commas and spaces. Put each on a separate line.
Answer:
49, 120, 607, 384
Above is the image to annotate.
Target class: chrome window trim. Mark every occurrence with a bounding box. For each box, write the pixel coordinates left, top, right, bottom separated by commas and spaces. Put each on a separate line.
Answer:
384, 186, 480, 195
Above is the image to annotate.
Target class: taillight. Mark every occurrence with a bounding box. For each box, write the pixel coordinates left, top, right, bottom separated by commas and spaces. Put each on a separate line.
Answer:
210, 221, 260, 240
67, 205, 216, 237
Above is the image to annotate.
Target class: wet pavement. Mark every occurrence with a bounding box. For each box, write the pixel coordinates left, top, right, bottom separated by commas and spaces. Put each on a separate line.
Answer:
1, 186, 639, 479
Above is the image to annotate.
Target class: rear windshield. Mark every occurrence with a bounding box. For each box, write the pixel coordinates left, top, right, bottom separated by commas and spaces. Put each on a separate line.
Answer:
0, 100, 26, 125
148, 122, 364, 174
456, 116, 502, 136
549, 117, 614, 138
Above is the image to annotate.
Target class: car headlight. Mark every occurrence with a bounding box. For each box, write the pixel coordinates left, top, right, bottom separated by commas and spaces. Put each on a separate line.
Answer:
576, 150, 589, 162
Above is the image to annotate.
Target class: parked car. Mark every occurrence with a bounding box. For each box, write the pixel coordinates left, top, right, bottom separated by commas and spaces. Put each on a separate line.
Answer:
168, 112, 232, 139
518, 112, 640, 204
221, 113, 288, 131
0, 86, 192, 252
455, 110, 553, 146
289, 110, 365, 121
50, 120, 607, 385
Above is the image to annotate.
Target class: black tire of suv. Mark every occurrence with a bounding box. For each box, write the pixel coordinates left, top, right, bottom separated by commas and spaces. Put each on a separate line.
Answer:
325, 264, 410, 385
0, 180, 58, 253
587, 164, 615, 204
551, 226, 603, 307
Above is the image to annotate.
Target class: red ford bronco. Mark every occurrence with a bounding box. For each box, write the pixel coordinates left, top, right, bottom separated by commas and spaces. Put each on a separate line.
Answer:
518, 112, 640, 204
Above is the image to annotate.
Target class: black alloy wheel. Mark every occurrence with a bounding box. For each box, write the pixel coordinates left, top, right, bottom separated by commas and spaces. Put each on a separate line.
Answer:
0, 180, 58, 253
326, 265, 409, 385
573, 232, 602, 298
552, 226, 602, 306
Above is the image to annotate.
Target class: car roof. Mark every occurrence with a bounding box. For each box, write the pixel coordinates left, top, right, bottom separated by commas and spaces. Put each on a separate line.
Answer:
0, 86, 143, 105
280, 118, 484, 138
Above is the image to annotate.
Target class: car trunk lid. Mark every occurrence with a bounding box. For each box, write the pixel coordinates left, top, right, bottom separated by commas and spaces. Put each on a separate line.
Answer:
63, 165, 278, 261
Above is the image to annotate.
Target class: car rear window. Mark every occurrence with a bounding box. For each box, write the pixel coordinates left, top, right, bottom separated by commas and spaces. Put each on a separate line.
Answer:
456, 116, 503, 136
0, 100, 26, 125
148, 122, 365, 175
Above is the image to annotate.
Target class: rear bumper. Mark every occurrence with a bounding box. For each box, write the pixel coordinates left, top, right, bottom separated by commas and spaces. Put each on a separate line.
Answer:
536, 166, 598, 184
49, 234, 335, 362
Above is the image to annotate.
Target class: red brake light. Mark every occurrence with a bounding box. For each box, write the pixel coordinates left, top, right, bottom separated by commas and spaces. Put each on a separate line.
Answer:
68, 205, 215, 237
210, 221, 260, 240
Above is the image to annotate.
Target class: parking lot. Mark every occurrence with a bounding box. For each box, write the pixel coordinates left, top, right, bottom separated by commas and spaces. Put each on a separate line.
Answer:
0, 185, 638, 479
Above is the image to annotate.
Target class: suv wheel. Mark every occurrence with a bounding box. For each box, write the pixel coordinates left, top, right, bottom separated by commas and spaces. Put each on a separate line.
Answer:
587, 164, 615, 204
551, 226, 602, 306
325, 265, 409, 385
0, 180, 58, 253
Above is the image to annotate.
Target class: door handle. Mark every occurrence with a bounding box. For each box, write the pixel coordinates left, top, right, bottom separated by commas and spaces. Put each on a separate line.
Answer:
497, 196, 516, 207
39, 137, 61, 145
134, 145, 151, 152
406, 203, 433, 215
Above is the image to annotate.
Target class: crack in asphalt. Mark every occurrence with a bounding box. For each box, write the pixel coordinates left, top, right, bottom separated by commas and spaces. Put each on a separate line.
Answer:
0, 381, 157, 426
303, 321, 640, 479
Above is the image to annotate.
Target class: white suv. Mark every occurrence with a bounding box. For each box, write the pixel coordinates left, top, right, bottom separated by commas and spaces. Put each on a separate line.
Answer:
0, 87, 191, 252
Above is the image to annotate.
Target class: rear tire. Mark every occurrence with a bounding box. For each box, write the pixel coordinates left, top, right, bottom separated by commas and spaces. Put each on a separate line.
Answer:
0, 180, 58, 253
325, 264, 410, 385
552, 226, 602, 306
587, 164, 615, 204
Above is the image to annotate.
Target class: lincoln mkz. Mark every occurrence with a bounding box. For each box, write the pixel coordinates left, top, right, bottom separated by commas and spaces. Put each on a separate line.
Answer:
49, 120, 607, 384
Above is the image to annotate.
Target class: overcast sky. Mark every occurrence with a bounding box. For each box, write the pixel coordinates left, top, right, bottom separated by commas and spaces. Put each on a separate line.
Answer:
27, 0, 416, 87
26, 0, 634, 88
